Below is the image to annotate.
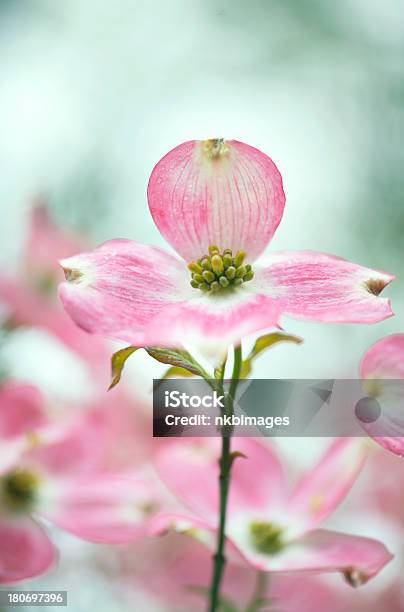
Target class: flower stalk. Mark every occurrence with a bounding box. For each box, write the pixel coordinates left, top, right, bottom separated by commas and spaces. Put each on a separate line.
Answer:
208, 344, 242, 612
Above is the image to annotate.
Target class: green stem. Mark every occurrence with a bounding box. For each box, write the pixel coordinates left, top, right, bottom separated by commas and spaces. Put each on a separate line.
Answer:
245, 572, 268, 612
208, 344, 242, 612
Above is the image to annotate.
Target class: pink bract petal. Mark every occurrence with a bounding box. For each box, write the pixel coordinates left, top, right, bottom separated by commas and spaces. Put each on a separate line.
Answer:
59, 238, 281, 350
255, 251, 394, 323
359, 335, 404, 456
288, 439, 367, 532
148, 139, 285, 262
59, 239, 190, 344
43, 473, 161, 544
155, 438, 286, 522
0, 518, 56, 584
360, 334, 404, 379
233, 528, 392, 581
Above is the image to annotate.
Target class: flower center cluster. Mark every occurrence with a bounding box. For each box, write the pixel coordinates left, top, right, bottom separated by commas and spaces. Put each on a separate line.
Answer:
188, 246, 254, 294
1, 469, 39, 512
249, 521, 284, 555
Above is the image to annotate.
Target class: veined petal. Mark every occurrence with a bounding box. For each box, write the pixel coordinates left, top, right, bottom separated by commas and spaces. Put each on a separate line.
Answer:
60, 239, 281, 350
359, 335, 404, 456
0, 518, 56, 584
288, 439, 367, 532
58, 239, 191, 345
148, 139, 285, 262
255, 251, 394, 323
229, 528, 392, 581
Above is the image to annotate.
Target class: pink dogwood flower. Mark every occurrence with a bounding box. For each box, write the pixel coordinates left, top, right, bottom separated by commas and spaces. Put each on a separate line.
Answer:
360, 334, 404, 456
0, 382, 163, 584
58, 139, 394, 353
152, 437, 392, 584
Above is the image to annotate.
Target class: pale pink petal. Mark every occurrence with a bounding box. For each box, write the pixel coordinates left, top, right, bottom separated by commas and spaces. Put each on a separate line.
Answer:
58, 239, 191, 345
26, 410, 107, 476
360, 334, 404, 379
288, 439, 367, 532
0, 518, 56, 584
255, 251, 394, 323
145, 292, 281, 354
232, 528, 392, 582
148, 139, 285, 262
43, 473, 161, 544
59, 238, 281, 349
359, 335, 404, 456
0, 382, 45, 439
155, 438, 286, 522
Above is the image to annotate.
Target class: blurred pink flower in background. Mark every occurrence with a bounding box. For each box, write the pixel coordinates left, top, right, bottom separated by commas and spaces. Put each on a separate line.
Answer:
0, 204, 108, 373
359, 334, 404, 456
0, 380, 164, 584
59, 139, 394, 354
152, 437, 392, 584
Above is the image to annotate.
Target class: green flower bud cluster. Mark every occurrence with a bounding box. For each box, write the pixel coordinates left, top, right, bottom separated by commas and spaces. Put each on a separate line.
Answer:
249, 521, 285, 555
188, 245, 254, 293
1, 469, 38, 511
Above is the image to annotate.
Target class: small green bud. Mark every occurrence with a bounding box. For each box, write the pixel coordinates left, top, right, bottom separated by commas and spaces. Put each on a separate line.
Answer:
190, 279, 199, 288
198, 282, 210, 292
194, 273, 206, 284
201, 258, 212, 270
208, 245, 220, 256
211, 255, 224, 275
188, 262, 203, 274
219, 276, 229, 288
223, 249, 232, 255
210, 281, 220, 292
234, 278, 243, 286
223, 253, 233, 269
245, 264, 252, 272
243, 270, 254, 282
234, 251, 246, 267
225, 266, 236, 280
202, 270, 215, 283
236, 266, 247, 278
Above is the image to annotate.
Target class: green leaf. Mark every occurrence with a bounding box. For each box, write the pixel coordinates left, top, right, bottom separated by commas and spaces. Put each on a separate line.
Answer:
109, 346, 139, 389
145, 347, 209, 378
109, 346, 211, 390
240, 332, 303, 378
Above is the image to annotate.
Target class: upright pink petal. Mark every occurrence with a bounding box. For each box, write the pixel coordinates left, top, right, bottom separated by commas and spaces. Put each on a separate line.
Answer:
0, 518, 56, 584
288, 439, 367, 532
148, 139, 285, 262
359, 334, 404, 456
234, 529, 392, 581
256, 251, 394, 323
59, 238, 281, 350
